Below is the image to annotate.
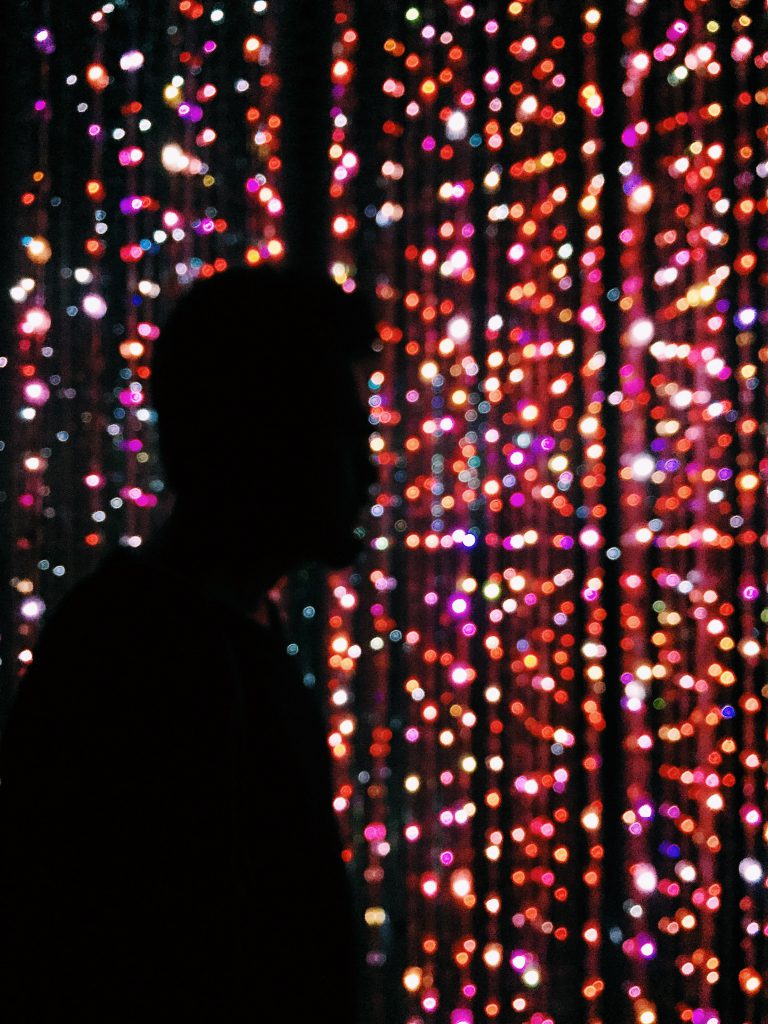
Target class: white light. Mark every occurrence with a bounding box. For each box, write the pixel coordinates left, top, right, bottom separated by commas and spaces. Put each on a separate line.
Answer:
82, 294, 107, 319
739, 858, 763, 884
446, 110, 468, 140
447, 316, 470, 343
21, 308, 51, 336
119, 50, 145, 72
162, 143, 190, 174
20, 597, 45, 620
580, 527, 601, 548
633, 864, 657, 893
628, 318, 654, 347
631, 453, 655, 481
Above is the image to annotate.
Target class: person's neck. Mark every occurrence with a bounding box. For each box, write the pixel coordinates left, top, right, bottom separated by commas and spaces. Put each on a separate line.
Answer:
144, 503, 287, 623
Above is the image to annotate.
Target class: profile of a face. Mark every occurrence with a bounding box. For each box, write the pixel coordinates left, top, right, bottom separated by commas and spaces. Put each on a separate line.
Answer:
219, 357, 377, 572
153, 265, 378, 576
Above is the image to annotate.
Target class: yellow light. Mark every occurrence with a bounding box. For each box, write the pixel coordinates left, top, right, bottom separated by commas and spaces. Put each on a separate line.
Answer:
450, 870, 473, 898
26, 237, 52, 264
581, 808, 600, 831
483, 943, 503, 968
86, 63, 109, 91
403, 967, 422, 993
628, 182, 654, 213
364, 906, 386, 926
737, 471, 760, 491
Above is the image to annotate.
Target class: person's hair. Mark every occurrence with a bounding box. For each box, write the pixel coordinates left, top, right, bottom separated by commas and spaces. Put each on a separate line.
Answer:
150, 264, 377, 493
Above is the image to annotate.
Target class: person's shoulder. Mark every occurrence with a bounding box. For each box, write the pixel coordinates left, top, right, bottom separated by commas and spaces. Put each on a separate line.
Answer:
27, 543, 208, 686
10, 545, 211, 724
49, 545, 138, 610
61, 542, 219, 619
2, 549, 160, 747
38, 546, 164, 644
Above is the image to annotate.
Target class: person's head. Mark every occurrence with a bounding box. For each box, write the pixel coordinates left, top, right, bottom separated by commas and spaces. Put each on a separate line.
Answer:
151, 264, 378, 573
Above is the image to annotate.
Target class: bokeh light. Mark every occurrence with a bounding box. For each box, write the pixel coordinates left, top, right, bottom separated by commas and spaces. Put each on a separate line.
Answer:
3, 2, 766, 1023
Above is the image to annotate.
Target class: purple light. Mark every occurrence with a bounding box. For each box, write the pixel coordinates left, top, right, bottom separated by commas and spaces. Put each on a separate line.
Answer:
23, 380, 50, 406
33, 27, 55, 54
119, 196, 145, 215
178, 102, 204, 123
638, 935, 656, 959
119, 389, 144, 407
450, 1011, 473, 1024
667, 19, 689, 40
115, 145, 144, 168
692, 1011, 719, 1024
735, 307, 756, 328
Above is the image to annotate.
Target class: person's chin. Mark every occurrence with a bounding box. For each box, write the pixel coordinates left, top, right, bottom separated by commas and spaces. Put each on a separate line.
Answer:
319, 527, 365, 570
258, 512, 367, 570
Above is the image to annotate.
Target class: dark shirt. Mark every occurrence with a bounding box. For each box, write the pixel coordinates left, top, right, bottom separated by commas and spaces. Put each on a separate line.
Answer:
0, 546, 360, 1021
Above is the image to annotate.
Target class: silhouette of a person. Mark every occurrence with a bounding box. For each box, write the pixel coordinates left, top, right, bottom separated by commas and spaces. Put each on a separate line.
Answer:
0, 266, 378, 1021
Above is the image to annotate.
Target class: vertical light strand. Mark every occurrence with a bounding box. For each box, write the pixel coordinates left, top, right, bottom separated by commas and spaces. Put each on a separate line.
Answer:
616, 3, 667, 1019
324, 4, 398, 1020
8, 2, 55, 694
714, 1, 766, 1016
